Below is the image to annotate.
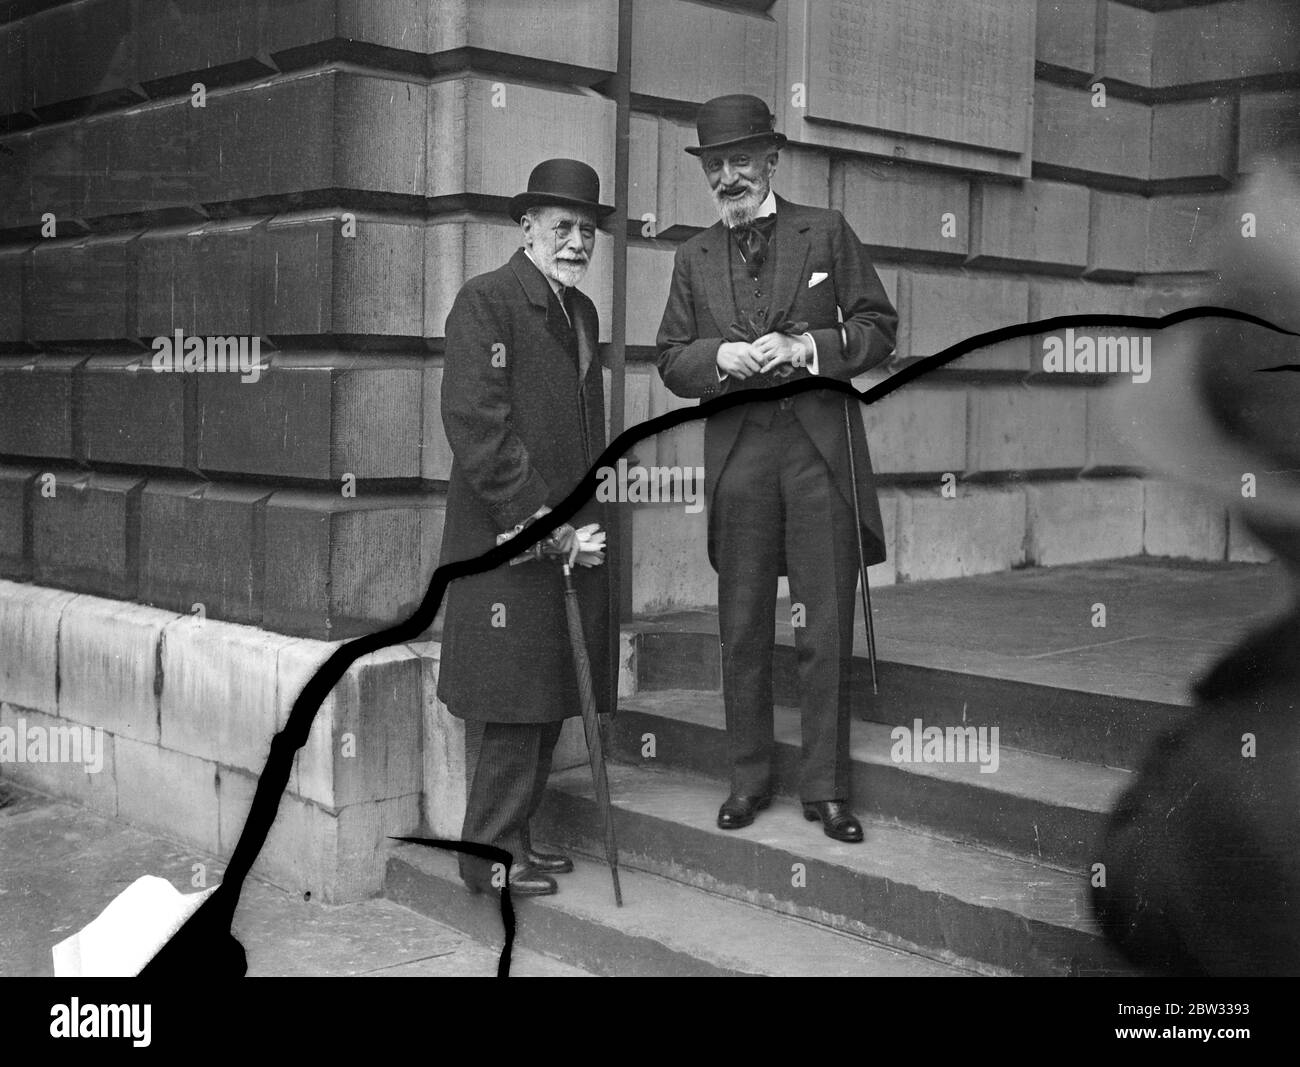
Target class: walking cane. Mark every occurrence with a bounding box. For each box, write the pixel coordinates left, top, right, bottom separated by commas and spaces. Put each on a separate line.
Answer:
559, 560, 624, 906
842, 398, 879, 696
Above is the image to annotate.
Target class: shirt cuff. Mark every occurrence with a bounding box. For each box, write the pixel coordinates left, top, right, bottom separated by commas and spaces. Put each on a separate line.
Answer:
801, 332, 819, 375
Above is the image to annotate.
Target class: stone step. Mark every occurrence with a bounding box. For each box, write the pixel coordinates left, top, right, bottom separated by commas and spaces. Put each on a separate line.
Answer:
610, 690, 1130, 870
536, 763, 1139, 976
383, 841, 971, 977
631, 625, 1191, 770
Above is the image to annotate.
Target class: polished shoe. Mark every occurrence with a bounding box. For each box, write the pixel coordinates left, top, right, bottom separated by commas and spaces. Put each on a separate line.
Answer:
521, 827, 574, 874
465, 862, 557, 897
717, 793, 771, 830
524, 847, 574, 874
802, 800, 864, 843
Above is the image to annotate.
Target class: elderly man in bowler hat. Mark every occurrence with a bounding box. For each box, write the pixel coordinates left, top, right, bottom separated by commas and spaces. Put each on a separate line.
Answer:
656, 95, 898, 842
438, 159, 613, 897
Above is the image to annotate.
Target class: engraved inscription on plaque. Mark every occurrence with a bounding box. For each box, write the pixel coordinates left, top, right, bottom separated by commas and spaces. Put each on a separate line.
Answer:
807, 0, 1035, 157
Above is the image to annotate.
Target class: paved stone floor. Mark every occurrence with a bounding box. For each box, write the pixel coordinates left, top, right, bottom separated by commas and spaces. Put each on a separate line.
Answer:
641, 558, 1292, 706
0, 782, 589, 978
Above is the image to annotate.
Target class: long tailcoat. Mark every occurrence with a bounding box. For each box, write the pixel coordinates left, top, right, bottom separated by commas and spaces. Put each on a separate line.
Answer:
655, 196, 898, 571
437, 248, 609, 723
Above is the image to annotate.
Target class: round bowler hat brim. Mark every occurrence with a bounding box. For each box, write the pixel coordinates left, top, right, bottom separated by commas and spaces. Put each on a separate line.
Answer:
685, 132, 788, 157
507, 191, 616, 223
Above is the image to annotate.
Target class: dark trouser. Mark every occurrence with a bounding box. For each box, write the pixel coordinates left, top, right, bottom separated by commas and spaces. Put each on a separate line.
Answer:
458, 718, 564, 885
714, 402, 859, 802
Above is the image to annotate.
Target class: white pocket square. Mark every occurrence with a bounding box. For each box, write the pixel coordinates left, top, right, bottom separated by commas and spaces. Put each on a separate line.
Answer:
807, 272, 828, 288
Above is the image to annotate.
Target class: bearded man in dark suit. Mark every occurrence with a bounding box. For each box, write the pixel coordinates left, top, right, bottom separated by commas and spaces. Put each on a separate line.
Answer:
656, 95, 897, 842
438, 159, 612, 896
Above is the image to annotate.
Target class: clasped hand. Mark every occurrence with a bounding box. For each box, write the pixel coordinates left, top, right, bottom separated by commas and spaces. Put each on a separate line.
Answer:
717, 332, 806, 380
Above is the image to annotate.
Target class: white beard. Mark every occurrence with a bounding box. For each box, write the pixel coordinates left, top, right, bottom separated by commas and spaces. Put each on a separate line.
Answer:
551, 259, 588, 288
715, 184, 766, 228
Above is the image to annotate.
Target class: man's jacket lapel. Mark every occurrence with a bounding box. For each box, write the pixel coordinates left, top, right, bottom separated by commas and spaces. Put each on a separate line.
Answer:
698, 223, 738, 336
769, 195, 812, 322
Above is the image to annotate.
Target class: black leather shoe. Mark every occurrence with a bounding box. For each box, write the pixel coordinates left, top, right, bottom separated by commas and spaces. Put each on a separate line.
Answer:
524, 847, 574, 874
717, 793, 771, 830
465, 862, 557, 897
521, 827, 574, 874
803, 800, 864, 843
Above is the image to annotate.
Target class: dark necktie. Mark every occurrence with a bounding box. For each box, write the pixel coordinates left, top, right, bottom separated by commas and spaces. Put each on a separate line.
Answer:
733, 215, 776, 270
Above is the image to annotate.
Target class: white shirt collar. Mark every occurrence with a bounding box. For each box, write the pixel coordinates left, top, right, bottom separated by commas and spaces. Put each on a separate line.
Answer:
754, 189, 776, 219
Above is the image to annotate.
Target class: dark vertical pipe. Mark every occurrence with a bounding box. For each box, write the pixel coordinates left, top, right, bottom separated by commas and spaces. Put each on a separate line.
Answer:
606, 0, 634, 718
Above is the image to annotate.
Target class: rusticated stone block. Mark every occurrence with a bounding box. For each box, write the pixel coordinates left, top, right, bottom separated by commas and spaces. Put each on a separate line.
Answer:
59, 594, 175, 746
420, 361, 454, 483
262, 490, 444, 639
0, 467, 34, 578
77, 99, 208, 219
195, 353, 423, 481
861, 384, 967, 476
286, 642, 423, 810
1154, 1, 1300, 87
139, 479, 272, 625
626, 244, 674, 348
631, 0, 775, 104
159, 611, 297, 775
429, 0, 617, 73
414, 640, 467, 838
1238, 90, 1300, 172
116, 736, 221, 855
1145, 194, 1225, 274
0, 21, 26, 119
0, 702, 117, 816
31, 471, 144, 598
0, 581, 79, 714
429, 77, 613, 204
0, 133, 32, 231
908, 272, 1030, 370
135, 219, 259, 338
1143, 479, 1227, 560
0, 245, 26, 341
895, 486, 1027, 582
1084, 380, 1146, 470
0, 354, 80, 458
967, 385, 1087, 473
971, 178, 1089, 270
80, 353, 187, 468
260, 213, 423, 338
26, 232, 137, 342
1087, 191, 1149, 276
1102, 2, 1153, 87
1150, 98, 1234, 183
837, 158, 970, 256
26, 0, 139, 112
1036, 0, 1097, 72
632, 502, 713, 615
1228, 509, 1274, 563
1033, 82, 1150, 180
1025, 477, 1144, 566
217, 768, 419, 902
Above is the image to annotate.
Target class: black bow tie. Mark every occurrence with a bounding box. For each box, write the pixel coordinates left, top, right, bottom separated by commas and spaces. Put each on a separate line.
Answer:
733, 215, 776, 268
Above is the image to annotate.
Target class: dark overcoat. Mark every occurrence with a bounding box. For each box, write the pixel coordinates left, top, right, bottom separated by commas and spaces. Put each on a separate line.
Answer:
1092, 611, 1300, 976
437, 247, 609, 723
655, 195, 898, 571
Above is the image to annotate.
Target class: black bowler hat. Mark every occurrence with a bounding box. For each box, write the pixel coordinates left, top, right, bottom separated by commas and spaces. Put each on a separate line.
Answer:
507, 158, 615, 223
685, 94, 788, 157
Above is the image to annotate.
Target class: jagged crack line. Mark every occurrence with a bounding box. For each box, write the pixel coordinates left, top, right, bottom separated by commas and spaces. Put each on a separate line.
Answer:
161, 303, 1292, 979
